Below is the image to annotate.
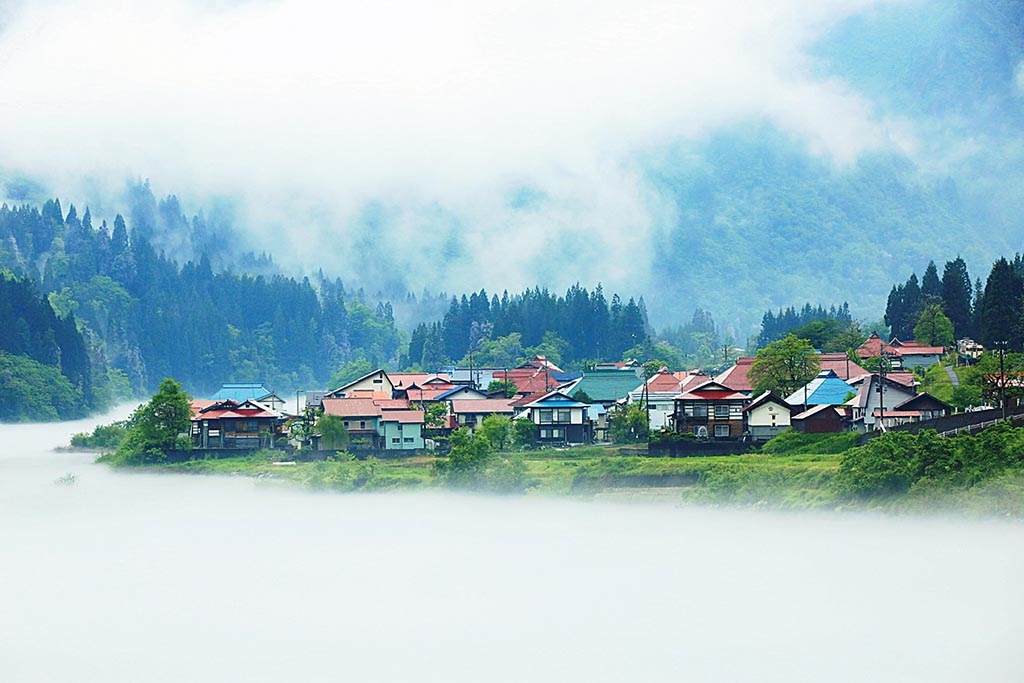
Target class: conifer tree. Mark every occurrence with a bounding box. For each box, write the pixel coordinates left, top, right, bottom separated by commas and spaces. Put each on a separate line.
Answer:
921, 261, 942, 302
941, 256, 973, 339
980, 258, 1024, 350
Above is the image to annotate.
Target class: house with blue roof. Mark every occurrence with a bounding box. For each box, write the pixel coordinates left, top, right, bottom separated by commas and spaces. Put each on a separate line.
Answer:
516, 389, 593, 444
210, 383, 287, 413
784, 370, 855, 408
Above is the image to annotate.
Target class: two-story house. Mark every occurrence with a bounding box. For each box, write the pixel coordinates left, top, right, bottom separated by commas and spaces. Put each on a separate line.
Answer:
516, 390, 592, 444
672, 380, 748, 439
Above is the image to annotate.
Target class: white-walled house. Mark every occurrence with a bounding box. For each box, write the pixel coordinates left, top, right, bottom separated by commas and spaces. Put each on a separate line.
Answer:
743, 392, 794, 441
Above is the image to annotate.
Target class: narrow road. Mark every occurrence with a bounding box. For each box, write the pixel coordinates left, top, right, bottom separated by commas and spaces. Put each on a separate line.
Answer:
945, 365, 960, 387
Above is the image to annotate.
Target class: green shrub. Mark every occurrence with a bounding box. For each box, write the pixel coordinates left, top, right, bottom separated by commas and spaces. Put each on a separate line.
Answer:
760, 430, 860, 455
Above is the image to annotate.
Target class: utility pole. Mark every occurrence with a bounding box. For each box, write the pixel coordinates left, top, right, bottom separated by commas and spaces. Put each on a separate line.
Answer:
643, 364, 651, 442
996, 341, 1008, 420
877, 351, 888, 431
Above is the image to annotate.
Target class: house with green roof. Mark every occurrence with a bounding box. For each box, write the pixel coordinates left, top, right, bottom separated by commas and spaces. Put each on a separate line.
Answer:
570, 364, 644, 408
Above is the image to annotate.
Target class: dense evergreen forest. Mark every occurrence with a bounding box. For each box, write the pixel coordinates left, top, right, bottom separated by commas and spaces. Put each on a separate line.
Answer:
404, 286, 650, 370
0, 275, 96, 420
0, 197, 407, 418
0, 193, 669, 419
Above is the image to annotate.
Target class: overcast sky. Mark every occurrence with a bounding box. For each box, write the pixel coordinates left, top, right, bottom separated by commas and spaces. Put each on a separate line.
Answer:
0, 0, 910, 295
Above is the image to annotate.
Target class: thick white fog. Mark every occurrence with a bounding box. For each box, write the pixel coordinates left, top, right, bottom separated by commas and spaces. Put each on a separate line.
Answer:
1, 407, 1022, 682
0, 0, 903, 295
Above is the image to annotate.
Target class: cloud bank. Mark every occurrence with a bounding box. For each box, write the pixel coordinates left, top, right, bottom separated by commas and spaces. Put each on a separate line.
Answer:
0, 0, 905, 296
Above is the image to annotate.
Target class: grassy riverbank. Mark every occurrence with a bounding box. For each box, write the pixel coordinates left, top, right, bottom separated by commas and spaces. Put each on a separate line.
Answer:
96, 441, 1024, 517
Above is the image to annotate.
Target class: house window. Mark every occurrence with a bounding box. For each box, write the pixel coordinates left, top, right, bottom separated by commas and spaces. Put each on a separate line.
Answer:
552, 428, 563, 439
403, 437, 414, 443
557, 409, 571, 423
344, 421, 350, 428
360, 421, 366, 430
397, 424, 403, 431
714, 404, 731, 419
539, 409, 553, 424
692, 403, 708, 417
714, 425, 730, 438
373, 378, 382, 384
392, 437, 400, 444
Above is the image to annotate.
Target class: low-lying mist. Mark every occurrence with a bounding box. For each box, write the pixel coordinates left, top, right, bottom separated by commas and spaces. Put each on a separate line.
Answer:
1, 408, 1022, 682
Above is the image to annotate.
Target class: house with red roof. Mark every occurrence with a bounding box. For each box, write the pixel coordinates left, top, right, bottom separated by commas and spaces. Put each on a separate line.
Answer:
672, 380, 749, 439
716, 353, 868, 394
627, 369, 709, 430
190, 399, 283, 449
856, 333, 945, 370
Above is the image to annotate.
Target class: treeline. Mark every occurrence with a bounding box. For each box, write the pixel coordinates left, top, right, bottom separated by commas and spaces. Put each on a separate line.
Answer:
756, 302, 857, 350
884, 254, 1024, 351
0, 197, 403, 399
884, 258, 974, 342
404, 284, 649, 370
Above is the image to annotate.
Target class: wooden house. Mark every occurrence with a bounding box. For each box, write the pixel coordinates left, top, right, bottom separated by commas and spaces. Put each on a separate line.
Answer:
191, 399, 282, 449
672, 380, 748, 439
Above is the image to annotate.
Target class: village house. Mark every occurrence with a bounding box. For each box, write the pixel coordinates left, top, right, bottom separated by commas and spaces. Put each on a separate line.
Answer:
846, 373, 918, 432
499, 356, 581, 396
626, 368, 710, 430
671, 380, 748, 439
190, 399, 283, 449
569, 360, 643, 407
209, 383, 289, 414
957, 338, 984, 361
785, 369, 856, 409
743, 391, 794, 441
515, 389, 592, 444
856, 333, 945, 370
320, 396, 426, 451
324, 369, 395, 400
872, 393, 954, 430
448, 398, 516, 432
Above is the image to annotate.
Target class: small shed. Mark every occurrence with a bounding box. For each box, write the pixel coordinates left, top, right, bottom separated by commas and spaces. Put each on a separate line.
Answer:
791, 404, 848, 434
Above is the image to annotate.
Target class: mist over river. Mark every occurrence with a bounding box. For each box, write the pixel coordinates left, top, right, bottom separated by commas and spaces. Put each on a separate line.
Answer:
2, 406, 1022, 682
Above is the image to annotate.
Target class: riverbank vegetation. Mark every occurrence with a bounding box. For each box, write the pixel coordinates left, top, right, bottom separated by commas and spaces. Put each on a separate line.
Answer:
85, 419, 1024, 517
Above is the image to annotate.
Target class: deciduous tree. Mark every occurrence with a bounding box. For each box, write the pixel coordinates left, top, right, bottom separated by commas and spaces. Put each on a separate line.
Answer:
749, 334, 820, 396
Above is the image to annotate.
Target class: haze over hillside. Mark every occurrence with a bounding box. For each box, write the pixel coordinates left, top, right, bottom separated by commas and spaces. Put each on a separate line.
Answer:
1, 0, 1022, 333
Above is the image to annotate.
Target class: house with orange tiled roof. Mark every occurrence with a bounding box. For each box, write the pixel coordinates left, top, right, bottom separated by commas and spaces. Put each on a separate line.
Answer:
321, 396, 426, 450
